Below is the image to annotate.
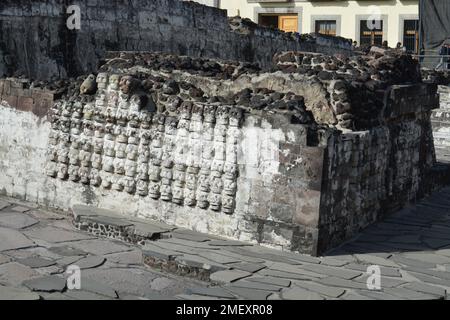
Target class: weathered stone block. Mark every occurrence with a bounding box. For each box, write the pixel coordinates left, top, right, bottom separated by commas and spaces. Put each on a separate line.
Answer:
293, 189, 321, 227
3, 95, 18, 108
268, 203, 295, 224
261, 223, 294, 249
17, 96, 34, 113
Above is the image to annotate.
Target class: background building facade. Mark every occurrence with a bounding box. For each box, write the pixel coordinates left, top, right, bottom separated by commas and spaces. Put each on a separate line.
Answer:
198, 0, 419, 52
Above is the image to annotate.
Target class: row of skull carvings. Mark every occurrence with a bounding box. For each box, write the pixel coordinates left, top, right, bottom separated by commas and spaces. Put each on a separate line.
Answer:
81, 72, 245, 126
46, 161, 237, 213
46, 126, 239, 213
54, 100, 244, 131
47, 130, 240, 181
46, 94, 244, 213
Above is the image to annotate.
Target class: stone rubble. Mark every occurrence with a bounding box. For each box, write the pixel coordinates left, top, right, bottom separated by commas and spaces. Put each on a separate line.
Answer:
273, 47, 422, 130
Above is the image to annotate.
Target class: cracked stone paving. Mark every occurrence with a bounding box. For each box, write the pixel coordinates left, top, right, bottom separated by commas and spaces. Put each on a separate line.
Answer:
0, 187, 450, 300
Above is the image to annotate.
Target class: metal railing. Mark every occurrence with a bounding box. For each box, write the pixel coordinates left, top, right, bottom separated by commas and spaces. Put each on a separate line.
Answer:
412, 54, 450, 71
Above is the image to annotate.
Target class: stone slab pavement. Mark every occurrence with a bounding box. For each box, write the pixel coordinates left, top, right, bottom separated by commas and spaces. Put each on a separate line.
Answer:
1, 187, 450, 300
0, 198, 208, 300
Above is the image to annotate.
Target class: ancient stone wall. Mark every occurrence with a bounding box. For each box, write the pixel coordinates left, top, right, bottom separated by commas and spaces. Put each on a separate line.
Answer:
0, 0, 352, 80
432, 85, 450, 150
0, 61, 325, 253
318, 84, 438, 252
270, 49, 438, 253
0, 78, 54, 117
0, 51, 439, 255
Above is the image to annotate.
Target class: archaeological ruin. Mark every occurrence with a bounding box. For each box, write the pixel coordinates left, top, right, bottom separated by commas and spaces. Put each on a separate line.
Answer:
0, 0, 448, 257
0, 46, 444, 256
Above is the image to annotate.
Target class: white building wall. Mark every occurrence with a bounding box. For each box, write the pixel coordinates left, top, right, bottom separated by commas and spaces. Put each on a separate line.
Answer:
185, 0, 219, 7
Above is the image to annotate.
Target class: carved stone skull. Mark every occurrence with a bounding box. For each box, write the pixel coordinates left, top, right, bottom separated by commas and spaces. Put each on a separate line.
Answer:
196, 191, 209, 209
222, 195, 236, 214
57, 163, 68, 180
172, 186, 184, 204
149, 181, 161, 199
119, 75, 139, 95
79, 166, 90, 185
108, 75, 121, 91
96, 73, 109, 90
209, 193, 222, 211
137, 180, 149, 196
90, 169, 102, 187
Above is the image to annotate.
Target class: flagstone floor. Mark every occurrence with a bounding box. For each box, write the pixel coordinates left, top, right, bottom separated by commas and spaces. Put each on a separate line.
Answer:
1, 187, 450, 300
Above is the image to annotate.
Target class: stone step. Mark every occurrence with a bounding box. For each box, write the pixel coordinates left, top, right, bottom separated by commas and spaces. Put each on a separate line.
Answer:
72, 204, 173, 245
71, 204, 256, 281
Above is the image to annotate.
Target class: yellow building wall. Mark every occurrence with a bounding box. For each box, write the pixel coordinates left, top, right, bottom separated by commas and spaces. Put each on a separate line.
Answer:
220, 0, 418, 47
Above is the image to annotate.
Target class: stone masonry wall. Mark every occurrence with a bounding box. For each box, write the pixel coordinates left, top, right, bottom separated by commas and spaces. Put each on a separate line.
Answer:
0, 50, 439, 255
0, 78, 54, 117
432, 85, 450, 151
0, 68, 325, 254
318, 84, 438, 253
0, 0, 352, 80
